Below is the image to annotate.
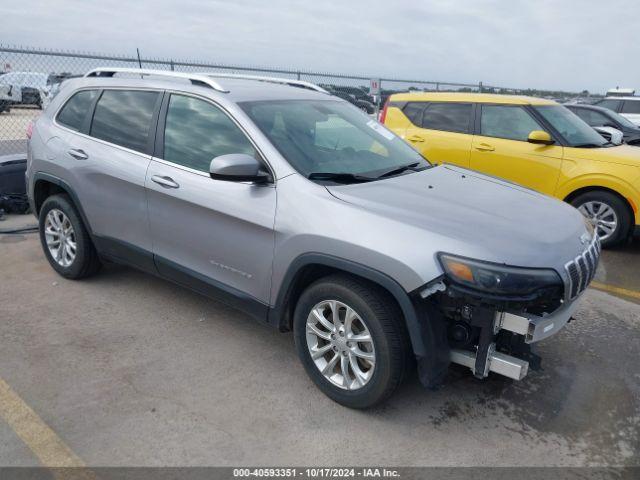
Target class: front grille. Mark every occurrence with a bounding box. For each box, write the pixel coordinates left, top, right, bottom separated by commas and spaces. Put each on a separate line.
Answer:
564, 235, 601, 300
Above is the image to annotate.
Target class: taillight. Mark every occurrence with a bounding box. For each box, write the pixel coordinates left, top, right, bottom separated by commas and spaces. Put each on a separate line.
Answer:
379, 98, 390, 123
26, 120, 34, 139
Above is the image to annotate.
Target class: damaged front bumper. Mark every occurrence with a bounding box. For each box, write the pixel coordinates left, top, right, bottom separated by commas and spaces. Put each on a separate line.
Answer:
450, 297, 582, 380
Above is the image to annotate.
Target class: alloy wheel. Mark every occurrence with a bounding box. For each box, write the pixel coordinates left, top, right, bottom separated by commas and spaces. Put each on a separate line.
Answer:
44, 209, 77, 267
305, 300, 376, 390
578, 201, 618, 242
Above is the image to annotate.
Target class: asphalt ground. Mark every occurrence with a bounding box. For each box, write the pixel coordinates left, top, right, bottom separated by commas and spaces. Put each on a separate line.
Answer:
0, 213, 638, 471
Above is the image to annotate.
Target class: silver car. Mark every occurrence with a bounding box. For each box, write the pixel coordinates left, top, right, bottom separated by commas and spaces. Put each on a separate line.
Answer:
27, 68, 599, 408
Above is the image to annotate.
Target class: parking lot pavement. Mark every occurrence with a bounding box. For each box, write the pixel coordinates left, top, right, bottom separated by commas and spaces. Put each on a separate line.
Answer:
0, 226, 639, 467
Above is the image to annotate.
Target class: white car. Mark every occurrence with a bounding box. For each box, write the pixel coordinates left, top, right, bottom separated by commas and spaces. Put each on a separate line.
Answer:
595, 96, 640, 127
0, 72, 50, 109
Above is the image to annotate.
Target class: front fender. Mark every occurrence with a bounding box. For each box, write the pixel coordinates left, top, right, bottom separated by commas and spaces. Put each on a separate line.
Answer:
556, 173, 640, 224
269, 252, 450, 388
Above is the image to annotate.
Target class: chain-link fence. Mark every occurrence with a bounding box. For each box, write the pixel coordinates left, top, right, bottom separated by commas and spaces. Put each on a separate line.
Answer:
0, 45, 573, 157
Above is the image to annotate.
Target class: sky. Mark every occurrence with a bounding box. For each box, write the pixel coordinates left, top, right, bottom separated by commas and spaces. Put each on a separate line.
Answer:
1, 0, 638, 93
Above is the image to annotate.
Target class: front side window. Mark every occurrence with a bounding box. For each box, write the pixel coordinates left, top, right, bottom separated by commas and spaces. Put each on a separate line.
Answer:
621, 101, 640, 114
595, 99, 622, 112
241, 99, 429, 178
56, 90, 98, 131
480, 105, 543, 141
534, 105, 607, 147
90, 90, 160, 153
421, 103, 472, 133
163, 95, 257, 172
571, 108, 611, 127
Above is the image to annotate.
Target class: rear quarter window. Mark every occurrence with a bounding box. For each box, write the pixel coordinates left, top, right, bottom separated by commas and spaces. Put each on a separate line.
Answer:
56, 90, 99, 132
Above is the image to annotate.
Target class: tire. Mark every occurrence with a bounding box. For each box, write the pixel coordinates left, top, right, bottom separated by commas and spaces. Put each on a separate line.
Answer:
39, 194, 101, 279
570, 190, 631, 247
293, 274, 409, 408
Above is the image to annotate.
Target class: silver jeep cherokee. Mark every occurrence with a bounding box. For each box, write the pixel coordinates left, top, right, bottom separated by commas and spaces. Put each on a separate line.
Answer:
27, 68, 599, 408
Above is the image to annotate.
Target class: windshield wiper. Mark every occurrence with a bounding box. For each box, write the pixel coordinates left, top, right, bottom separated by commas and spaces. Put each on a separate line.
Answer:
374, 162, 426, 179
307, 172, 375, 183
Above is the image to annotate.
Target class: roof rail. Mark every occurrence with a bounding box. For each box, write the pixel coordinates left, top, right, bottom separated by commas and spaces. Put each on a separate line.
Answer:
84, 68, 229, 93
202, 72, 328, 93
83, 68, 328, 94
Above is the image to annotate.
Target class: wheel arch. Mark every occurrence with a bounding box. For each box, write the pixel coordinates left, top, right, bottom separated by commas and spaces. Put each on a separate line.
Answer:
270, 253, 427, 356
32, 172, 93, 235
564, 185, 637, 235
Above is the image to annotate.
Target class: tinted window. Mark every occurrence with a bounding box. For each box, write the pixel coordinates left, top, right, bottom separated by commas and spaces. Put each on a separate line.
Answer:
421, 103, 472, 133
480, 105, 543, 141
571, 108, 611, 127
595, 99, 622, 111
56, 90, 98, 131
90, 90, 159, 152
163, 95, 256, 172
403, 102, 426, 126
621, 101, 640, 114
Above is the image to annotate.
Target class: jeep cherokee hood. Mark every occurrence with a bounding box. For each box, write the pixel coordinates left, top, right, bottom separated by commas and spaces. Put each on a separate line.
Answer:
326, 165, 589, 270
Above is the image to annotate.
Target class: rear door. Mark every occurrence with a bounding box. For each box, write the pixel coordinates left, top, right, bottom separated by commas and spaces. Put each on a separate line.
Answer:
146, 93, 276, 310
469, 104, 563, 195
54, 88, 162, 270
403, 102, 474, 167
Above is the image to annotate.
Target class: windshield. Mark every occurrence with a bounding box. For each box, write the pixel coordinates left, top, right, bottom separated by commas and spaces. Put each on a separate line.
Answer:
534, 105, 608, 147
240, 99, 429, 179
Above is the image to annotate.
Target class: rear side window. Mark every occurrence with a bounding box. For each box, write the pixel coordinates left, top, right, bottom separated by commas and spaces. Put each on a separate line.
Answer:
162, 94, 256, 172
480, 105, 543, 141
90, 90, 160, 153
56, 90, 98, 131
621, 101, 640, 114
402, 102, 426, 126
595, 99, 622, 111
421, 103, 472, 133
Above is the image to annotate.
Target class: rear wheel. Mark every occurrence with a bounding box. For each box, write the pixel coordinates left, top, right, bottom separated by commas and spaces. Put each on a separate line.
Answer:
39, 194, 101, 279
571, 190, 631, 247
293, 274, 409, 408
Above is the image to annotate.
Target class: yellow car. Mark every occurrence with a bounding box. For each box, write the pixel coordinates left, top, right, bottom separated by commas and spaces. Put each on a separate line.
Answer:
381, 92, 640, 246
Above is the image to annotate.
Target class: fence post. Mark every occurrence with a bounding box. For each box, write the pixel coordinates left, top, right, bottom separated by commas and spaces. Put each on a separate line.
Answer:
170, 59, 174, 71
478, 81, 483, 93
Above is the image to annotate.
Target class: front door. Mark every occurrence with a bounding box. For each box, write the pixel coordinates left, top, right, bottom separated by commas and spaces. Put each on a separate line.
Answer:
470, 104, 563, 195
146, 93, 276, 313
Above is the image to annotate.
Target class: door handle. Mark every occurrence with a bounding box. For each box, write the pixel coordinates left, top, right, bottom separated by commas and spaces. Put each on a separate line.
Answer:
407, 134, 425, 143
151, 175, 180, 189
475, 143, 495, 152
68, 148, 88, 160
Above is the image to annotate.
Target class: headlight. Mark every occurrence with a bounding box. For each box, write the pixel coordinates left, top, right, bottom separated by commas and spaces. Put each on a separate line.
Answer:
438, 253, 563, 296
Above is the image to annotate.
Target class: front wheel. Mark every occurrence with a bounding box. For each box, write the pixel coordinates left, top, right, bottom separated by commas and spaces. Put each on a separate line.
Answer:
293, 274, 409, 408
571, 191, 631, 247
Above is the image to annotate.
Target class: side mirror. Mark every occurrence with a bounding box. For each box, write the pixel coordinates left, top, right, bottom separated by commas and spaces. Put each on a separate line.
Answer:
527, 130, 554, 145
209, 154, 271, 183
